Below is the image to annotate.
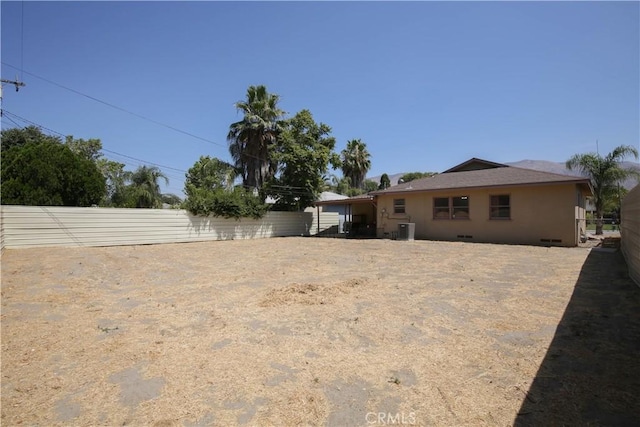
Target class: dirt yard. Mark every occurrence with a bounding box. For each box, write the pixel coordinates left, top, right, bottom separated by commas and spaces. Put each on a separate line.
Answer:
1, 237, 638, 426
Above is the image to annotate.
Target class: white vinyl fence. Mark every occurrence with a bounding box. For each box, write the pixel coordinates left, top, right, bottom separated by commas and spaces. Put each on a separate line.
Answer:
0, 206, 339, 250
621, 185, 640, 287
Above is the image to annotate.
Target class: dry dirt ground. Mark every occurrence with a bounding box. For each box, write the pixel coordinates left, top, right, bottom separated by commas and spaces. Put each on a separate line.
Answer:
1, 237, 639, 426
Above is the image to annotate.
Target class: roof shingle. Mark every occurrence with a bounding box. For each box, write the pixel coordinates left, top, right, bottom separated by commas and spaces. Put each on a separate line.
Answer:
372, 166, 591, 195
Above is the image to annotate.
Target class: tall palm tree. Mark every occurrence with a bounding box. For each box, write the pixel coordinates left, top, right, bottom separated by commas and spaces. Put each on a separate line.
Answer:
341, 139, 371, 190
227, 85, 285, 196
566, 145, 639, 235
126, 166, 169, 208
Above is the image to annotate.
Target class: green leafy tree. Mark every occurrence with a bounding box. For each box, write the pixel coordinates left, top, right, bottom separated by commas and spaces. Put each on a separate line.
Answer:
161, 193, 183, 207
124, 166, 169, 208
65, 136, 103, 162
185, 156, 237, 192
183, 186, 267, 219
0, 127, 137, 206
183, 157, 266, 219
566, 145, 639, 235
64, 135, 134, 207
1, 126, 61, 151
379, 173, 391, 190
1, 141, 105, 206
64, 135, 128, 206
399, 171, 437, 183
362, 179, 378, 193
268, 109, 339, 210
96, 159, 129, 207
333, 176, 352, 196
341, 139, 371, 190
227, 85, 285, 196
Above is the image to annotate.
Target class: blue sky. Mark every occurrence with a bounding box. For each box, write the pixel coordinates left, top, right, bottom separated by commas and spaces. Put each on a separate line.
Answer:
2, 1, 638, 196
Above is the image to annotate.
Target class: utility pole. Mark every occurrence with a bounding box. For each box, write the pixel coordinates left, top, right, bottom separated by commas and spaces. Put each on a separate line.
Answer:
0, 78, 26, 102
0, 78, 26, 118
0, 78, 26, 92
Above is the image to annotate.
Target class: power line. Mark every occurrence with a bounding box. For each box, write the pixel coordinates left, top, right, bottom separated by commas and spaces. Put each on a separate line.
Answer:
2, 110, 323, 199
3, 87, 328, 201
1, 109, 187, 177
2, 112, 23, 129
101, 148, 187, 173
1, 62, 281, 167
20, 1, 24, 81
2, 62, 227, 149
1, 111, 322, 199
2, 110, 65, 137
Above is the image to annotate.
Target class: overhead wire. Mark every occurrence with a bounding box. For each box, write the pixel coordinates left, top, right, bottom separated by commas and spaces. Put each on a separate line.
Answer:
2, 113, 23, 129
3, 111, 329, 200
1, 62, 287, 167
3, 14, 332, 198
20, 1, 24, 81
1, 110, 187, 186
0, 65, 331, 201
1, 62, 227, 149
2, 110, 318, 198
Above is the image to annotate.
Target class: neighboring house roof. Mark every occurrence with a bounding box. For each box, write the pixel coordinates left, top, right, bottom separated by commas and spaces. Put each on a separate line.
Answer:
372, 160, 592, 196
442, 158, 509, 173
318, 191, 349, 201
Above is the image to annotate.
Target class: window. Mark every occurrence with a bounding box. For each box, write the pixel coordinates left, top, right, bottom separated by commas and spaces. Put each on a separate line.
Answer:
452, 196, 469, 219
490, 195, 510, 219
434, 196, 469, 220
433, 197, 450, 219
393, 198, 405, 214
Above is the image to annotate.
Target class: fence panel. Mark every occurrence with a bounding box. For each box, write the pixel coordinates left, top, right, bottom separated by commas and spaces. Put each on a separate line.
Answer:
621, 185, 640, 286
0, 206, 339, 249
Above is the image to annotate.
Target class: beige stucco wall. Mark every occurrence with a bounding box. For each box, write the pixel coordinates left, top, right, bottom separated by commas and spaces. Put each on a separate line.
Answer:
376, 183, 587, 246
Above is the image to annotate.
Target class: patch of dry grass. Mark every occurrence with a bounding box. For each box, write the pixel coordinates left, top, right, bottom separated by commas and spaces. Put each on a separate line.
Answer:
0, 237, 608, 425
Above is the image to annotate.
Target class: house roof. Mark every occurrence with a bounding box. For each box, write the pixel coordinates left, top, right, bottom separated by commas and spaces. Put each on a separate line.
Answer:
317, 191, 349, 201
372, 164, 592, 196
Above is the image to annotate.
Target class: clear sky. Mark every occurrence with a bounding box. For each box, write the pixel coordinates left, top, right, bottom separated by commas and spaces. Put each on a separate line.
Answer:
2, 1, 638, 196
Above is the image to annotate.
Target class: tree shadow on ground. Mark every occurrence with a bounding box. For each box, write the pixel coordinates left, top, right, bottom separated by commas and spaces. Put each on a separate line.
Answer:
514, 249, 640, 426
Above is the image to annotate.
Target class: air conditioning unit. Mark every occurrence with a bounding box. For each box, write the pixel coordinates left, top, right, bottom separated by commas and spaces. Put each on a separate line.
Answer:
397, 223, 415, 241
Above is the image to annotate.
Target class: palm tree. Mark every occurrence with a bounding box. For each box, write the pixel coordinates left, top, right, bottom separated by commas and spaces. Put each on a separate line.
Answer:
341, 139, 371, 190
566, 145, 639, 235
227, 85, 285, 196
126, 166, 169, 208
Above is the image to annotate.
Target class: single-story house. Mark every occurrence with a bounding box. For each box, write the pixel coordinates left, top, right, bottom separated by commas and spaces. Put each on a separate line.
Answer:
316, 158, 593, 246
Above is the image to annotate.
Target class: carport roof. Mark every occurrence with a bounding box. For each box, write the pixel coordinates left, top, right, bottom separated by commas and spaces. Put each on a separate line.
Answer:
314, 193, 375, 205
